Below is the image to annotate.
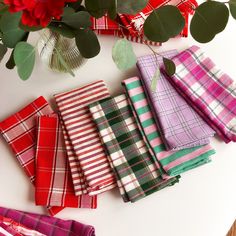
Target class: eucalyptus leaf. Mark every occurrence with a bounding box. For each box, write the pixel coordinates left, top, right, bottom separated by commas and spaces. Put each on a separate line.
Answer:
190, 1, 229, 43
19, 22, 43, 32
117, 0, 148, 14
0, 11, 27, 48
151, 67, 160, 92
63, 11, 92, 29
0, 4, 8, 15
48, 23, 75, 38
229, 0, 236, 20
0, 43, 7, 61
85, 0, 113, 18
14, 42, 35, 81
112, 39, 137, 70
63, 7, 75, 17
68, 0, 83, 11
6, 49, 15, 69
163, 57, 175, 76
144, 5, 185, 42
75, 29, 100, 58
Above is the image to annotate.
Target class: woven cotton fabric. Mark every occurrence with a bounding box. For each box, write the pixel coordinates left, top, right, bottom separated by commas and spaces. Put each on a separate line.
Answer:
0, 207, 95, 236
0, 97, 64, 216
35, 114, 97, 208
89, 95, 179, 202
137, 51, 215, 150
122, 77, 216, 176
169, 45, 236, 143
54, 80, 116, 196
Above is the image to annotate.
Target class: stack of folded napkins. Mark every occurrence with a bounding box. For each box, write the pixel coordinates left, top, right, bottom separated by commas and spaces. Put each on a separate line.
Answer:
1, 46, 235, 207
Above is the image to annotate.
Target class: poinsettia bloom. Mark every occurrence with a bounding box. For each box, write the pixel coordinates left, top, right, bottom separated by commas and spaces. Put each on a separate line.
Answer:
4, 0, 76, 27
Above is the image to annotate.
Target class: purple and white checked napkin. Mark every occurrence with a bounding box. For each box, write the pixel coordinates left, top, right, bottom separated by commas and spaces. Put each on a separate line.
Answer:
137, 50, 215, 150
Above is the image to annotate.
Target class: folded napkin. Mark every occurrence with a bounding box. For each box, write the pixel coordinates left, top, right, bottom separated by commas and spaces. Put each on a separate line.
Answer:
54, 80, 116, 196
168, 45, 236, 143
35, 114, 97, 209
89, 95, 179, 202
0, 216, 45, 236
91, 15, 161, 46
118, 0, 198, 38
122, 77, 216, 176
0, 207, 96, 236
0, 97, 65, 216
137, 51, 215, 150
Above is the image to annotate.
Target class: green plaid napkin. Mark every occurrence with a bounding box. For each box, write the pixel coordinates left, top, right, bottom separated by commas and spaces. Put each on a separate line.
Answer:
122, 77, 216, 176
89, 94, 179, 203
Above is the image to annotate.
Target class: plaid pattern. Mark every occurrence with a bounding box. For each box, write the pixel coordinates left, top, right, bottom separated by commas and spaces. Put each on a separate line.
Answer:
54, 80, 116, 196
91, 0, 198, 44
89, 95, 179, 203
122, 77, 216, 176
0, 216, 45, 236
0, 97, 64, 216
91, 16, 161, 46
35, 114, 97, 208
168, 45, 236, 143
0, 207, 95, 236
137, 51, 215, 150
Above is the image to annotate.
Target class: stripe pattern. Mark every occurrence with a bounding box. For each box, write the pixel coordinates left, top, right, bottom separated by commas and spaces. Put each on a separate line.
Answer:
122, 77, 216, 176
54, 80, 116, 196
89, 95, 179, 202
137, 50, 215, 150
35, 114, 97, 208
0, 97, 64, 216
0, 207, 95, 236
169, 45, 236, 143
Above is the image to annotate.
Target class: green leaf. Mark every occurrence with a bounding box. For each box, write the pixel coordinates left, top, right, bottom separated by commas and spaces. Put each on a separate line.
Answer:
63, 7, 75, 17
68, 0, 83, 11
163, 57, 176, 76
190, 1, 229, 43
144, 5, 185, 43
151, 67, 160, 92
6, 49, 15, 69
14, 42, 35, 81
0, 43, 7, 61
108, 0, 117, 20
112, 39, 137, 70
75, 29, 100, 58
85, 0, 113, 18
48, 23, 75, 38
0, 3, 8, 15
229, 0, 236, 19
0, 11, 27, 48
63, 11, 92, 29
117, 0, 148, 14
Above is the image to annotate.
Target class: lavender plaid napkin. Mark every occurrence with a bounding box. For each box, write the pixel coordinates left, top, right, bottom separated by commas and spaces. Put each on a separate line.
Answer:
137, 51, 215, 150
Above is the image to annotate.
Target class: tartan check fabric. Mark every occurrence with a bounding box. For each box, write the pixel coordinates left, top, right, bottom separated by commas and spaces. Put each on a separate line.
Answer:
35, 114, 97, 208
169, 45, 236, 143
0, 207, 95, 236
54, 80, 116, 196
0, 216, 45, 236
137, 51, 215, 150
0, 97, 64, 216
122, 77, 216, 176
89, 95, 179, 203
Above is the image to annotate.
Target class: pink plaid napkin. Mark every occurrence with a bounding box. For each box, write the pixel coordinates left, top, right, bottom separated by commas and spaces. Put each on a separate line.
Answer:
168, 45, 236, 143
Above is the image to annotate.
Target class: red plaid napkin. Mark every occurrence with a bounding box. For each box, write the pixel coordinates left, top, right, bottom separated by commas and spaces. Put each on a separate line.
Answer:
0, 97, 64, 216
35, 114, 97, 208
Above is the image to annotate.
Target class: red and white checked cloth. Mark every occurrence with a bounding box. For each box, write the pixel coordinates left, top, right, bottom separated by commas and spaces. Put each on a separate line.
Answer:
0, 97, 77, 216
168, 45, 236, 143
35, 114, 97, 208
54, 80, 117, 196
91, 0, 198, 44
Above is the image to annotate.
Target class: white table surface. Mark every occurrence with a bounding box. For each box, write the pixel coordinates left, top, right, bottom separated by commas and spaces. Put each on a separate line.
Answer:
1, 13, 236, 236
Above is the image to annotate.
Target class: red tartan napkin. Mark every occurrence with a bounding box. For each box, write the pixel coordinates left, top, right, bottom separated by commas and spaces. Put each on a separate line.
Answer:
35, 114, 97, 208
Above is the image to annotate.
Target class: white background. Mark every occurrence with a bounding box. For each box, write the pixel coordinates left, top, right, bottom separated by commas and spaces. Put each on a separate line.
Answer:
1, 7, 236, 236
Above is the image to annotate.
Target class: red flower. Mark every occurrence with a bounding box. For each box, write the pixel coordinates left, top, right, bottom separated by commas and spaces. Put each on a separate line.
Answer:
4, 0, 76, 27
